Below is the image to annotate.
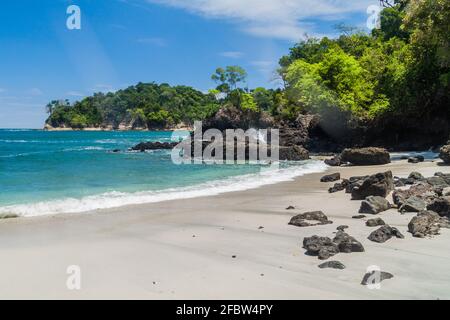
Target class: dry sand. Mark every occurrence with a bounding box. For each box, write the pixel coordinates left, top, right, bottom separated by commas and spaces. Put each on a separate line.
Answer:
0, 160, 449, 300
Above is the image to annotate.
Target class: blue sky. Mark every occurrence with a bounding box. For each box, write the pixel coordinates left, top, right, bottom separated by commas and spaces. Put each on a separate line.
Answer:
0, 0, 376, 128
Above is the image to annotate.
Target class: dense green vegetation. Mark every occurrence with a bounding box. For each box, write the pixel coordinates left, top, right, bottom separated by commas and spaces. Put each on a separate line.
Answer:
46, 83, 223, 129
279, 0, 449, 123
46, 0, 449, 135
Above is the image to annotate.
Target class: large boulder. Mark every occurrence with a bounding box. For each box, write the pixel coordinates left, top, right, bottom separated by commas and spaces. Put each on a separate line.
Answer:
392, 182, 437, 207
359, 196, 391, 214
399, 196, 427, 213
427, 197, 450, 217
324, 156, 342, 167
439, 145, 450, 164
340, 147, 391, 166
351, 171, 394, 200
333, 231, 365, 253
408, 211, 450, 238
321, 173, 341, 183
366, 217, 386, 227
368, 225, 404, 243
289, 211, 332, 227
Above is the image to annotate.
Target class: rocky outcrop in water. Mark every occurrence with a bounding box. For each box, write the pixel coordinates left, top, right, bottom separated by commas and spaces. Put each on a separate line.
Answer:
131, 141, 178, 152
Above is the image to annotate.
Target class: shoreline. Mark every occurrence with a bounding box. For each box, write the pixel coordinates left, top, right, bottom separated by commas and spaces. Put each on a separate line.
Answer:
1, 160, 328, 218
42, 126, 193, 132
0, 160, 449, 299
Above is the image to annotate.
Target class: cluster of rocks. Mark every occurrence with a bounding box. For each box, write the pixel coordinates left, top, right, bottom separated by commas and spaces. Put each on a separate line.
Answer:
303, 230, 365, 260
302, 161, 450, 286
408, 211, 450, 238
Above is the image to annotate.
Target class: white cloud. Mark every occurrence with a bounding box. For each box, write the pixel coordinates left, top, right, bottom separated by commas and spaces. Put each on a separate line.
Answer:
147, 0, 374, 40
29, 88, 43, 96
137, 37, 168, 47
67, 91, 85, 97
220, 51, 243, 58
93, 84, 117, 93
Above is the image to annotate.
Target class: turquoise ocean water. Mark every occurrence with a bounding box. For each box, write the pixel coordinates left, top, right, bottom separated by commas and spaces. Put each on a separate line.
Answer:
0, 129, 327, 217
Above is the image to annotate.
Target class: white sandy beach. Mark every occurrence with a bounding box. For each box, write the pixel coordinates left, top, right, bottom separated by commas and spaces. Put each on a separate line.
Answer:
0, 160, 449, 300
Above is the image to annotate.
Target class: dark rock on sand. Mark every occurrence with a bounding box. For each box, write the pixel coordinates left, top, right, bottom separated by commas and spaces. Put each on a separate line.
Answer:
392, 182, 437, 207
303, 236, 340, 260
333, 231, 365, 253
368, 225, 404, 243
289, 211, 332, 227
340, 147, 391, 166
345, 177, 368, 194
324, 156, 341, 167
426, 176, 449, 188
337, 225, 349, 232
286, 206, 295, 210
303, 231, 364, 260
399, 196, 427, 213
329, 182, 347, 193
409, 172, 424, 180
439, 145, 450, 164
408, 157, 420, 163
427, 197, 450, 217
366, 218, 386, 227
329, 178, 356, 193
359, 196, 391, 214
351, 171, 394, 200
352, 215, 367, 219
408, 210, 450, 238
321, 173, 341, 183
318, 261, 346, 270
361, 271, 394, 286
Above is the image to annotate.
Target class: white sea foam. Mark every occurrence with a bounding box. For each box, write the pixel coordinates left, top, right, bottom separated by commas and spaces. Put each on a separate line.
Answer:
390, 151, 438, 161
0, 160, 328, 218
